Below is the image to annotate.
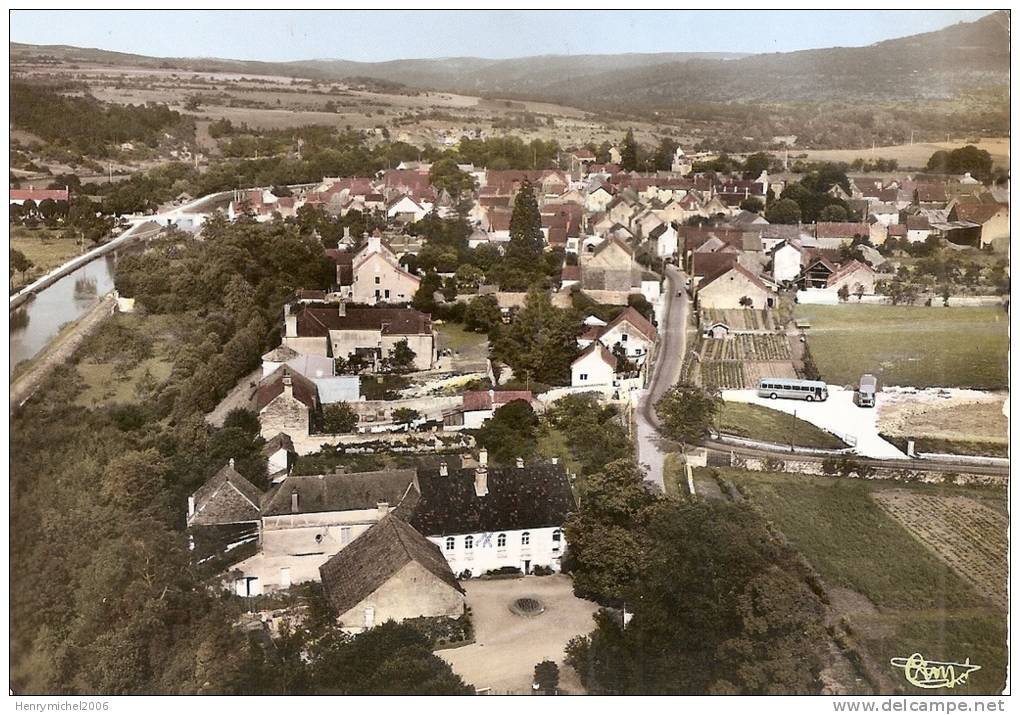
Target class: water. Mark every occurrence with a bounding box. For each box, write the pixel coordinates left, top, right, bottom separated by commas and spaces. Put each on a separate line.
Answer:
9, 253, 117, 375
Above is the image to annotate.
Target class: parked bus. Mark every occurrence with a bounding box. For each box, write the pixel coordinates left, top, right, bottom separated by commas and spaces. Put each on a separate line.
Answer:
757, 378, 828, 402
854, 374, 878, 408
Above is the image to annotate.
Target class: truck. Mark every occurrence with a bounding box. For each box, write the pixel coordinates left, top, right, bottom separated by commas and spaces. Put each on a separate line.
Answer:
854, 374, 878, 407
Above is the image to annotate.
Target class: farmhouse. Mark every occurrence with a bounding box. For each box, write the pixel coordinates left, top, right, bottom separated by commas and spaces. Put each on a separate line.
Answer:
348, 235, 421, 305
196, 466, 421, 597
571, 341, 617, 387
696, 263, 775, 310
319, 515, 465, 633
255, 367, 321, 441
283, 303, 437, 372
826, 260, 878, 296
9, 186, 70, 205
410, 453, 575, 577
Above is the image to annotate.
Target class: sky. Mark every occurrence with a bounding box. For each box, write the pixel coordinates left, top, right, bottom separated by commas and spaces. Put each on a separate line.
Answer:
10, 10, 992, 63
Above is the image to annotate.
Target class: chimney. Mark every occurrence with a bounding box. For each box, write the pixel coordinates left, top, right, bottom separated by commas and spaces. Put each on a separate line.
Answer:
338, 301, 346, 317
551, 456, 559, 465
368, 234, 382, 254
516, 457, 524, 469
187, 495, 196, 518
282, 372, 293, 398
290, 490, 300, 513
228, 457, 235, 469
474, 449, 488, 497
439, 461, 448, 476
284, 304, 297, 338
377, 501, 389, 518
343, 226, 351, 241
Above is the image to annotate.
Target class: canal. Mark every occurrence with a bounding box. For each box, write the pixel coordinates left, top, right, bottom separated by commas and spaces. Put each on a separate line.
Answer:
10, 253, 118, 375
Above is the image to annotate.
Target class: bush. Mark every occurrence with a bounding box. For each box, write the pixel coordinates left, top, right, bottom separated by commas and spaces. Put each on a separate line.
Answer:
533, 659, 560, 693
321, 402, 358, 434
532, 565, 554, 576
485, 566, 522, 577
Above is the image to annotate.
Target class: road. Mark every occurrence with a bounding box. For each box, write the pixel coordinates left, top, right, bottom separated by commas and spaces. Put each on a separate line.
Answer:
636, 264, 689, 489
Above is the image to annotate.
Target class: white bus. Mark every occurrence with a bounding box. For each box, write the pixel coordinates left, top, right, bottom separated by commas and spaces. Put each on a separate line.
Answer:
757, 378, 828, 402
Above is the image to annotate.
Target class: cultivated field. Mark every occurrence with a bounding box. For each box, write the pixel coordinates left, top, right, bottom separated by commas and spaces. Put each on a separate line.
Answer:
700, 308, 784, 331
696, 333, 797, 390
799, 137, 1009, 169
873, 491, 1007, 609
796, 305, 1008, 390
715, 402, 846, 449
721, 469, 1007, 694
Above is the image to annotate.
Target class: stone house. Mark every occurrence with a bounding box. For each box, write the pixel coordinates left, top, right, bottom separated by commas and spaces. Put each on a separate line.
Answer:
410, 453, 575, 577
348, 235, 421, 305
826, 260, 877, 296
579, 306, 657, 364
199, 466, 421, 597
948, 202, 1009, 251
319, 515, 465, 633
579, 237, 639, 292
696, 264, 776, 310
769, 239, 805, 283
255, 367, 321, 441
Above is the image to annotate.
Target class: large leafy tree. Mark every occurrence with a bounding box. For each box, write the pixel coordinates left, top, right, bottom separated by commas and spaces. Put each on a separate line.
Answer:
654, 383, 722, 446
566, 500, 828, 694
491, 288, 579, 385
474, 399, 539, 464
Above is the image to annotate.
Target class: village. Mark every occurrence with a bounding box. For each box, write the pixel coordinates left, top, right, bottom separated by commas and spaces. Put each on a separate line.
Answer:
14, 138, 986, 691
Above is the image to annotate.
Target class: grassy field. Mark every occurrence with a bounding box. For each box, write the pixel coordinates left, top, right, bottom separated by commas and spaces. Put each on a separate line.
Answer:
10, 225, 81, 289
799, 137, 1009, 169
436, 322, 490, 370
717, 468, 1007, 694
717, 401, 847, 449
796, 305, 1008, 389
73, 313, 176, 408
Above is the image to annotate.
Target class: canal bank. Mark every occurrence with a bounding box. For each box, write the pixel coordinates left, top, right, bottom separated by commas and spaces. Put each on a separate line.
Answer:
10, 292, 116, 409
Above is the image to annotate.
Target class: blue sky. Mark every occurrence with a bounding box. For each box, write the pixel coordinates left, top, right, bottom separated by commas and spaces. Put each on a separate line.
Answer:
10, 10, 992, 62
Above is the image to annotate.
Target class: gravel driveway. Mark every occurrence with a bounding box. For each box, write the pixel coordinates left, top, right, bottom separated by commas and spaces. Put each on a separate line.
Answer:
438, 574, 598, 694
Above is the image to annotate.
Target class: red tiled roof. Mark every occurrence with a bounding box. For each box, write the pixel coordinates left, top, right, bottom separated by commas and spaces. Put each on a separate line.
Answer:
561, 265, 581, 281
573, 341, 617, 370
603, 306, 657, 342
10, 187, 69, 202
826, 260, 875, 287
951, 202, 1007, 225
698, 263, 770, 293
461, 390, 535, 412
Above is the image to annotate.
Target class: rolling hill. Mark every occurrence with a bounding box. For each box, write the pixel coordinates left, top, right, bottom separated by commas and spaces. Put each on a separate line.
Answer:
11, 11, 1009, 111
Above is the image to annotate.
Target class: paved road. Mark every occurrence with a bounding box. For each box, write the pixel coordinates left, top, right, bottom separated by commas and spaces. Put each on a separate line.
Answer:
636, 265, 689, 488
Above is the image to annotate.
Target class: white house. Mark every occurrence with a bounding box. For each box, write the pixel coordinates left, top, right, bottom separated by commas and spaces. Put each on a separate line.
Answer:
652, 223, 679, 259
387, 195, 432, 223
769, 240, 804, 283
584, 184, 616, 214
596, 306, 657, 362
571, 342, 617, 387
409, 453, 575, 577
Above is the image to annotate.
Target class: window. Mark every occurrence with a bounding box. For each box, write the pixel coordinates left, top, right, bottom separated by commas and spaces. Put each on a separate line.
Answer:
497, 533, 506, 548
580, 373, 588, 381
374, 276, 381, 284
465, 535, 474, 550
521, 532, 530, 546
445, 537, 455, 550
552, 530, 562, 551
621, 333, 628, 342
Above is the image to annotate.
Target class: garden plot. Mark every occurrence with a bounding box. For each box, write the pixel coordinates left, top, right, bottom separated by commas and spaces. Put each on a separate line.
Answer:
877, 389, 1008, 457
700, 308, 782, 331
872, 491, 1007, 610
697, 334, 796, 390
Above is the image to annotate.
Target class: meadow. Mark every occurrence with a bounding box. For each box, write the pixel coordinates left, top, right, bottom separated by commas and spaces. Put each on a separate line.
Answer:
795, 305, 1008, 390
716, 468, 1007, 694
716, 401, 847, 449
